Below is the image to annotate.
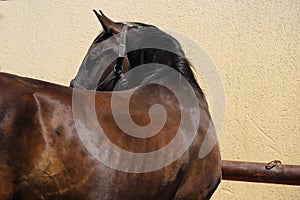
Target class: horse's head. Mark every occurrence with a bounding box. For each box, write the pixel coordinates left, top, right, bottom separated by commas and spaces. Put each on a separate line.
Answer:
71, 10, 203, 96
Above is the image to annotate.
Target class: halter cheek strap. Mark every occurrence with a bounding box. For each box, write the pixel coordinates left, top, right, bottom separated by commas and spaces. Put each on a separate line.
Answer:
96, 25, 128, 90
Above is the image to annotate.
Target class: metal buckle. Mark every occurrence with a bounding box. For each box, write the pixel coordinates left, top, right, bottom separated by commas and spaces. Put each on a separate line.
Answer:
118, 44, 126, 57
119, 73, 128, 88
120, 78, 128, 88
114, 65, 123, 77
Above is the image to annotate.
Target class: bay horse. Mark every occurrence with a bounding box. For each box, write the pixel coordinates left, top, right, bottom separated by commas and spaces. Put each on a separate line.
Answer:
0, 11, 221, 200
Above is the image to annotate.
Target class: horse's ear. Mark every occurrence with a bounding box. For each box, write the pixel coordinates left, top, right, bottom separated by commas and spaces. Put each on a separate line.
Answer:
93, 10, 122, 34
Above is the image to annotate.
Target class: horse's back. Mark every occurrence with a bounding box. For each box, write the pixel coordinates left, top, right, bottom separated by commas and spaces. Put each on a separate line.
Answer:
0, 73, 77, 199
0, 72, 221, 200
0, 73, 43, 199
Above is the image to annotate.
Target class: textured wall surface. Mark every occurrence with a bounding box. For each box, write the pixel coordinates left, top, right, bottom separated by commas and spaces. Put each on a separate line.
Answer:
0, 0, 299, 199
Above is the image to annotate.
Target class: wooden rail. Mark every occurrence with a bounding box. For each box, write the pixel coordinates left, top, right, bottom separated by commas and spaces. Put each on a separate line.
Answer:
222, 160, 300, 185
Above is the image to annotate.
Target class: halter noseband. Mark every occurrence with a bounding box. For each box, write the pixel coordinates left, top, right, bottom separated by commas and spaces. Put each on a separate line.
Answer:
96, 25, 128, 90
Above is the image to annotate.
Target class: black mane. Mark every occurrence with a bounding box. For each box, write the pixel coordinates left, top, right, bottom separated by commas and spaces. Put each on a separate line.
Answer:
124, 23, 204, 96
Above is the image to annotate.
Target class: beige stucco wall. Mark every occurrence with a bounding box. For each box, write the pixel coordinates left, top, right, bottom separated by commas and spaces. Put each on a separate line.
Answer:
0, 0, 299, 199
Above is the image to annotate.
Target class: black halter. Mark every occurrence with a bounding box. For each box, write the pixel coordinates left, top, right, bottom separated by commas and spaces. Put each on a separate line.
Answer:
96, 25, 128, 90
70, 25, 128, 91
